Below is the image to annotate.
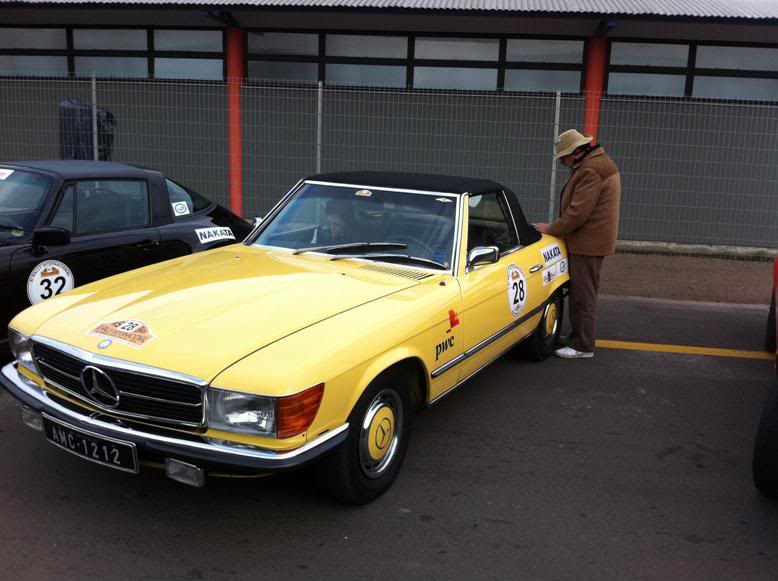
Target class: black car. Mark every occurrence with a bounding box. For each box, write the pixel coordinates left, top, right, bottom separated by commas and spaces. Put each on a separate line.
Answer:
0, 160, 252, 350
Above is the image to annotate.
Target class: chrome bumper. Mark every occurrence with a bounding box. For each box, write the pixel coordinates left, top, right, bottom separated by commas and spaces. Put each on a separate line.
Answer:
1, 362, 348, 473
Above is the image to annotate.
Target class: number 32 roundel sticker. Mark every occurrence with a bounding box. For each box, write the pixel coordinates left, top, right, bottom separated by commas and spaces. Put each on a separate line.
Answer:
27, 260, 75, 305
507, 264, 527, 317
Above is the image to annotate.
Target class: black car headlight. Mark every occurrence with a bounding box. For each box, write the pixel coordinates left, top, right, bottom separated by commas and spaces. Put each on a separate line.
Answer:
8, 328, 38, 375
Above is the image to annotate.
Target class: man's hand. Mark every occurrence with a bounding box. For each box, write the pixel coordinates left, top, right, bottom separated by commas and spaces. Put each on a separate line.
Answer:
534, 223, 552, 234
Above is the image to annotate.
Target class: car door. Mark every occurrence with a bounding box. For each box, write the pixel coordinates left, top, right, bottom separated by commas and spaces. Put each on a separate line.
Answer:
9, 177, 161, 309
457, 190, 545, 380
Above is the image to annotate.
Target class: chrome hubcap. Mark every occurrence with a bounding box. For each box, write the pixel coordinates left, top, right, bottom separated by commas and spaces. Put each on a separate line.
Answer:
359, 389, 402, 479
542, 299, 559, 346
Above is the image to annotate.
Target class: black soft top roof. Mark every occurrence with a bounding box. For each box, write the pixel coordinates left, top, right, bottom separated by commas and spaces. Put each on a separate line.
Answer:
0, 160, 150, 180
307, 171, 502, 195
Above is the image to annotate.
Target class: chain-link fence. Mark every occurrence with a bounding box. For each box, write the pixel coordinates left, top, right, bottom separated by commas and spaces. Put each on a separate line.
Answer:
1, 76, 777, 248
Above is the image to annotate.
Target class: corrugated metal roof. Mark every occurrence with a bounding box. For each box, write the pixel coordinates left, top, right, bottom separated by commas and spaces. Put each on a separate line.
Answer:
2, 0, 778, 20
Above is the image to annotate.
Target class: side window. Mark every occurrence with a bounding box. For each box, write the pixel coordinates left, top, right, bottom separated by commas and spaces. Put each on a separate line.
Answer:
166, 179, 212, 218
73, 180, 149, 235
467, 191, 519, 253
50, 185, 74, 231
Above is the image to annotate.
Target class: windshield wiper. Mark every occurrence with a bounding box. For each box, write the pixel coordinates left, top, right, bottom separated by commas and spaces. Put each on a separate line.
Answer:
293, 241, 406, 255
330, 252, 448, 270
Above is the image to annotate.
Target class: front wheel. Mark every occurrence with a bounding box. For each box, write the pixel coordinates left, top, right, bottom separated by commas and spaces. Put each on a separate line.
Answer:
316, 373, 412, 505
518, 290, 564, 361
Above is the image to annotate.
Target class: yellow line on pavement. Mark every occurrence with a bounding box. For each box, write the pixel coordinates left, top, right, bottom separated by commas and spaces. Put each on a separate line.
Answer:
596, 339, 775, 361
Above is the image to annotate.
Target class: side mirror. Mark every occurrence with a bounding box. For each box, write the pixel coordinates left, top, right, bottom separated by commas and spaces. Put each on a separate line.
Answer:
467, 246, 500, 268
253, 216, 263, 227
32, 227, 71, 252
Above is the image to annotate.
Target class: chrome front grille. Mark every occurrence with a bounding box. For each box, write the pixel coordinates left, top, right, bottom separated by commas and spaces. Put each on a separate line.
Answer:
33, 341, 204, 427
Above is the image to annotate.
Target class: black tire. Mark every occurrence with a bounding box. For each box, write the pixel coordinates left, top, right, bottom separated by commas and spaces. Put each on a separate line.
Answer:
753, 382, 778, 497
518, 290, 564, 361
766, 291, 776, 354
316, 370, 412, 505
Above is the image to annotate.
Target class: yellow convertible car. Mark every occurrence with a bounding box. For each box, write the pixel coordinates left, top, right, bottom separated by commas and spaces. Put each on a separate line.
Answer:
2, 172, 569, 504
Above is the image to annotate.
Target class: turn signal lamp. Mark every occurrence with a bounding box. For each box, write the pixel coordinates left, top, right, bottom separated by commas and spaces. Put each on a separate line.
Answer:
277, 383, 324, 439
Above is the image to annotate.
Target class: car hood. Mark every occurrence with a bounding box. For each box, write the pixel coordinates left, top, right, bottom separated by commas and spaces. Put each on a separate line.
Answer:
30, 245, 422, 381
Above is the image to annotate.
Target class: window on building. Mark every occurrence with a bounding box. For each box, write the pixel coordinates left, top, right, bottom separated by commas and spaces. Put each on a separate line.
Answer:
610, 42, 689, 67
73, 29, 147, 51
693, 76, 778, 101
326, 64, 406, 87
608, 72, 686, 97
248, 32, 319, 56
0, 55, 68, 76
506, 39, 583, 63
0, 28, 66, 49
606, 41, 690, 98
154, 30, 223, 52
248, 61, 319, 81
505, 38, 583, 93
75, 57, 148, 78
0, 27, 67, 76
696, 46, 778, 72
155, 58, 223, 81
414, 67, 497, 90
326, 35, 407, 59
505, 69, 581, 92
415, 37, 499, 61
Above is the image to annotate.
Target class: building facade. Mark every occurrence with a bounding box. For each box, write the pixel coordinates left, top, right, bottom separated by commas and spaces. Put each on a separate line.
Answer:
1, 1, 777, 247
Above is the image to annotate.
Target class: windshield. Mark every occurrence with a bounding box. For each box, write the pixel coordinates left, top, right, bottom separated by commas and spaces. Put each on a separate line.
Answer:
252, 183, 458, 269
0, 168, 53, 240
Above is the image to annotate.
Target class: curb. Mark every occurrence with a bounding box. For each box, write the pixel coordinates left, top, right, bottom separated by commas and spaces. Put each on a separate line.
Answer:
616, 240, 778, 261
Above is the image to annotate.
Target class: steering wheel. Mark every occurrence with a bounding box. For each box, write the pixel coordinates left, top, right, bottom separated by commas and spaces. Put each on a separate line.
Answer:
386, 234, 434, 256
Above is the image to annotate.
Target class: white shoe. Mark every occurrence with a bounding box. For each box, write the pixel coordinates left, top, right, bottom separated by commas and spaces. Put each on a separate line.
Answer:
554, 346, 594, 359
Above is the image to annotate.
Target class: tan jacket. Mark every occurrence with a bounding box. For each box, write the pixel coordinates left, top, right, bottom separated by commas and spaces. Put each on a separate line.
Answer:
548, 147, 621, 256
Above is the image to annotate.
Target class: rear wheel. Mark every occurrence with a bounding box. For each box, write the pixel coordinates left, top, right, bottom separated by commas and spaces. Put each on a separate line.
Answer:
316, 372, 412, 505
519, 290, 564, 361
753, 383, 778, 497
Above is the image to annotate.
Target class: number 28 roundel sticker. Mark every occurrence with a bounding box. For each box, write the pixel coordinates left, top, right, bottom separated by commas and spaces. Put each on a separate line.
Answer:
507, 264, 527, 317
27, 260, 75, 305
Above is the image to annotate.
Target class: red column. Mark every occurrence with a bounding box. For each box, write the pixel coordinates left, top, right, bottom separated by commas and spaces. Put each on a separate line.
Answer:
583, 36, 608, 141
226, 27, 245, 217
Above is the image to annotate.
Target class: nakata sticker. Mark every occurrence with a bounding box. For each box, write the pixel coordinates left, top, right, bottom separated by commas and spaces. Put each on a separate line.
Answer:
172, 202, 190, 217
0, 168, 14, 180
507, 264, 527, 317
355, 189, 372, 197
27, 260, 75, 305
89, 320, 156, 349
196, 226, 235, 244
540, 242, 563, 266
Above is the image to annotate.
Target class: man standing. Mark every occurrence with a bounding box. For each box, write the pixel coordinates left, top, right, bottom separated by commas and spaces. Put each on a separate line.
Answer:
534, 129, 621, 359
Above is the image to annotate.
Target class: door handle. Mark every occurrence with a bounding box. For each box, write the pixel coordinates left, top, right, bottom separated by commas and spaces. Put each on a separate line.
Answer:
529, 264, 543, 273
135, 240, 158, 250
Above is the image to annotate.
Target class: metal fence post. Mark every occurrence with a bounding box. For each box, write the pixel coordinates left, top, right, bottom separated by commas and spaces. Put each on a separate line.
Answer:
91, 75, 98, 161
548, 91, 561, 223
316, 80, 323, 174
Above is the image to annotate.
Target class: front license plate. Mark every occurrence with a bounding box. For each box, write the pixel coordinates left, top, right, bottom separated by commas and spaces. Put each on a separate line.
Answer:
42, 414, 139, 474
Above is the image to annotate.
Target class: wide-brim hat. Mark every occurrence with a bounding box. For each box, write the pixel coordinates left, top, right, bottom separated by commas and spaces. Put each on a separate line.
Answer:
554, 129, 593, 160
